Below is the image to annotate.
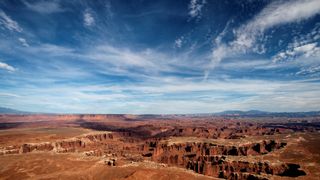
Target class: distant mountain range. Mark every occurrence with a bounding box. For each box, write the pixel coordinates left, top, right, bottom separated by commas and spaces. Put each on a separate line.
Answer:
0, 107, 319, 117
0, 107, 29, 114
215, 110, 267, 116
214, 110, 320, 117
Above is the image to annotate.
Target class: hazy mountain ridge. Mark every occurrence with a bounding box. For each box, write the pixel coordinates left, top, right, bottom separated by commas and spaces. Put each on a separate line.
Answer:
0, 107, 29, 114
215, 110, 320, 117
0, 107, 319, 118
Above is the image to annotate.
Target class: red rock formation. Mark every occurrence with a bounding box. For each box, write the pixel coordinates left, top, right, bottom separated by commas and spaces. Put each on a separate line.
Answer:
142, 140, 306, 179
0, 132, 113, 155
150, 140, 286, 162
20, 143, 54, 153
185, 157, 305, 179
155, 126, 285, 139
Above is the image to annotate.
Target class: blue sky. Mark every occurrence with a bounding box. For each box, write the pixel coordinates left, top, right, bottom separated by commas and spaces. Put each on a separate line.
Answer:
0, 0, 320, 114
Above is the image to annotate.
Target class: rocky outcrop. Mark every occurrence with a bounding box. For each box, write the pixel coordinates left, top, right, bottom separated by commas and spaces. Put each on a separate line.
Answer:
155, 126, 284, 139
142, 140, 305, 179
104, 157, 117, 166
0, 132, 113, 155
84, 150, 104, 156
20, 142, 54, 153
0, 145, 20, 155
184, 156, 303, 179
150, 140, 286, 162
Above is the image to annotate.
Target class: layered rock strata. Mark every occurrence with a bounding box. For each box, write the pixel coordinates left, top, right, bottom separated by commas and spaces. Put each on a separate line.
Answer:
0, 132, 113, 155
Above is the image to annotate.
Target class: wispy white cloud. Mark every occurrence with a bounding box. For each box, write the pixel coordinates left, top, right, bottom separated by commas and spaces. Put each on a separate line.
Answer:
83, 9, 95, 27
18, 37, 29, 47
105, 1, 113, 18
7, 78, 319, 113
219, 59, 269, 70
89, 45, 158, 68
23, 0, 64, 14
232, 0, 320, 51
25, 43, 74, 55
274, 42, 320, 62
188, 0, 206, 19
84, 44, 187, 76
174, 36, 184, 48
0, 10, 22, 32
296, 65, 320, 76
0, 61, 16, 72
5, 40, 197, 84
8, 40, 202, 81
0, 93, 21, 98
2, 39, 320, 113
273, 24, 320, 62
207, 0, 320, 78
251, 0, 320, 29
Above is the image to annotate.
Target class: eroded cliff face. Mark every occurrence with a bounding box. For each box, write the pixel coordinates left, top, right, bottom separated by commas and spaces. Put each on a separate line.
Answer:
150, 140, 286, 160
155, 126, 285, 139
142, 140, 305, 179
0, 132, 113, 155
184, 156, 305, 179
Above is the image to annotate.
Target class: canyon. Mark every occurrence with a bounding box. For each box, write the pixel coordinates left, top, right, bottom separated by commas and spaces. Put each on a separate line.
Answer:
0, 114, 319, 179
